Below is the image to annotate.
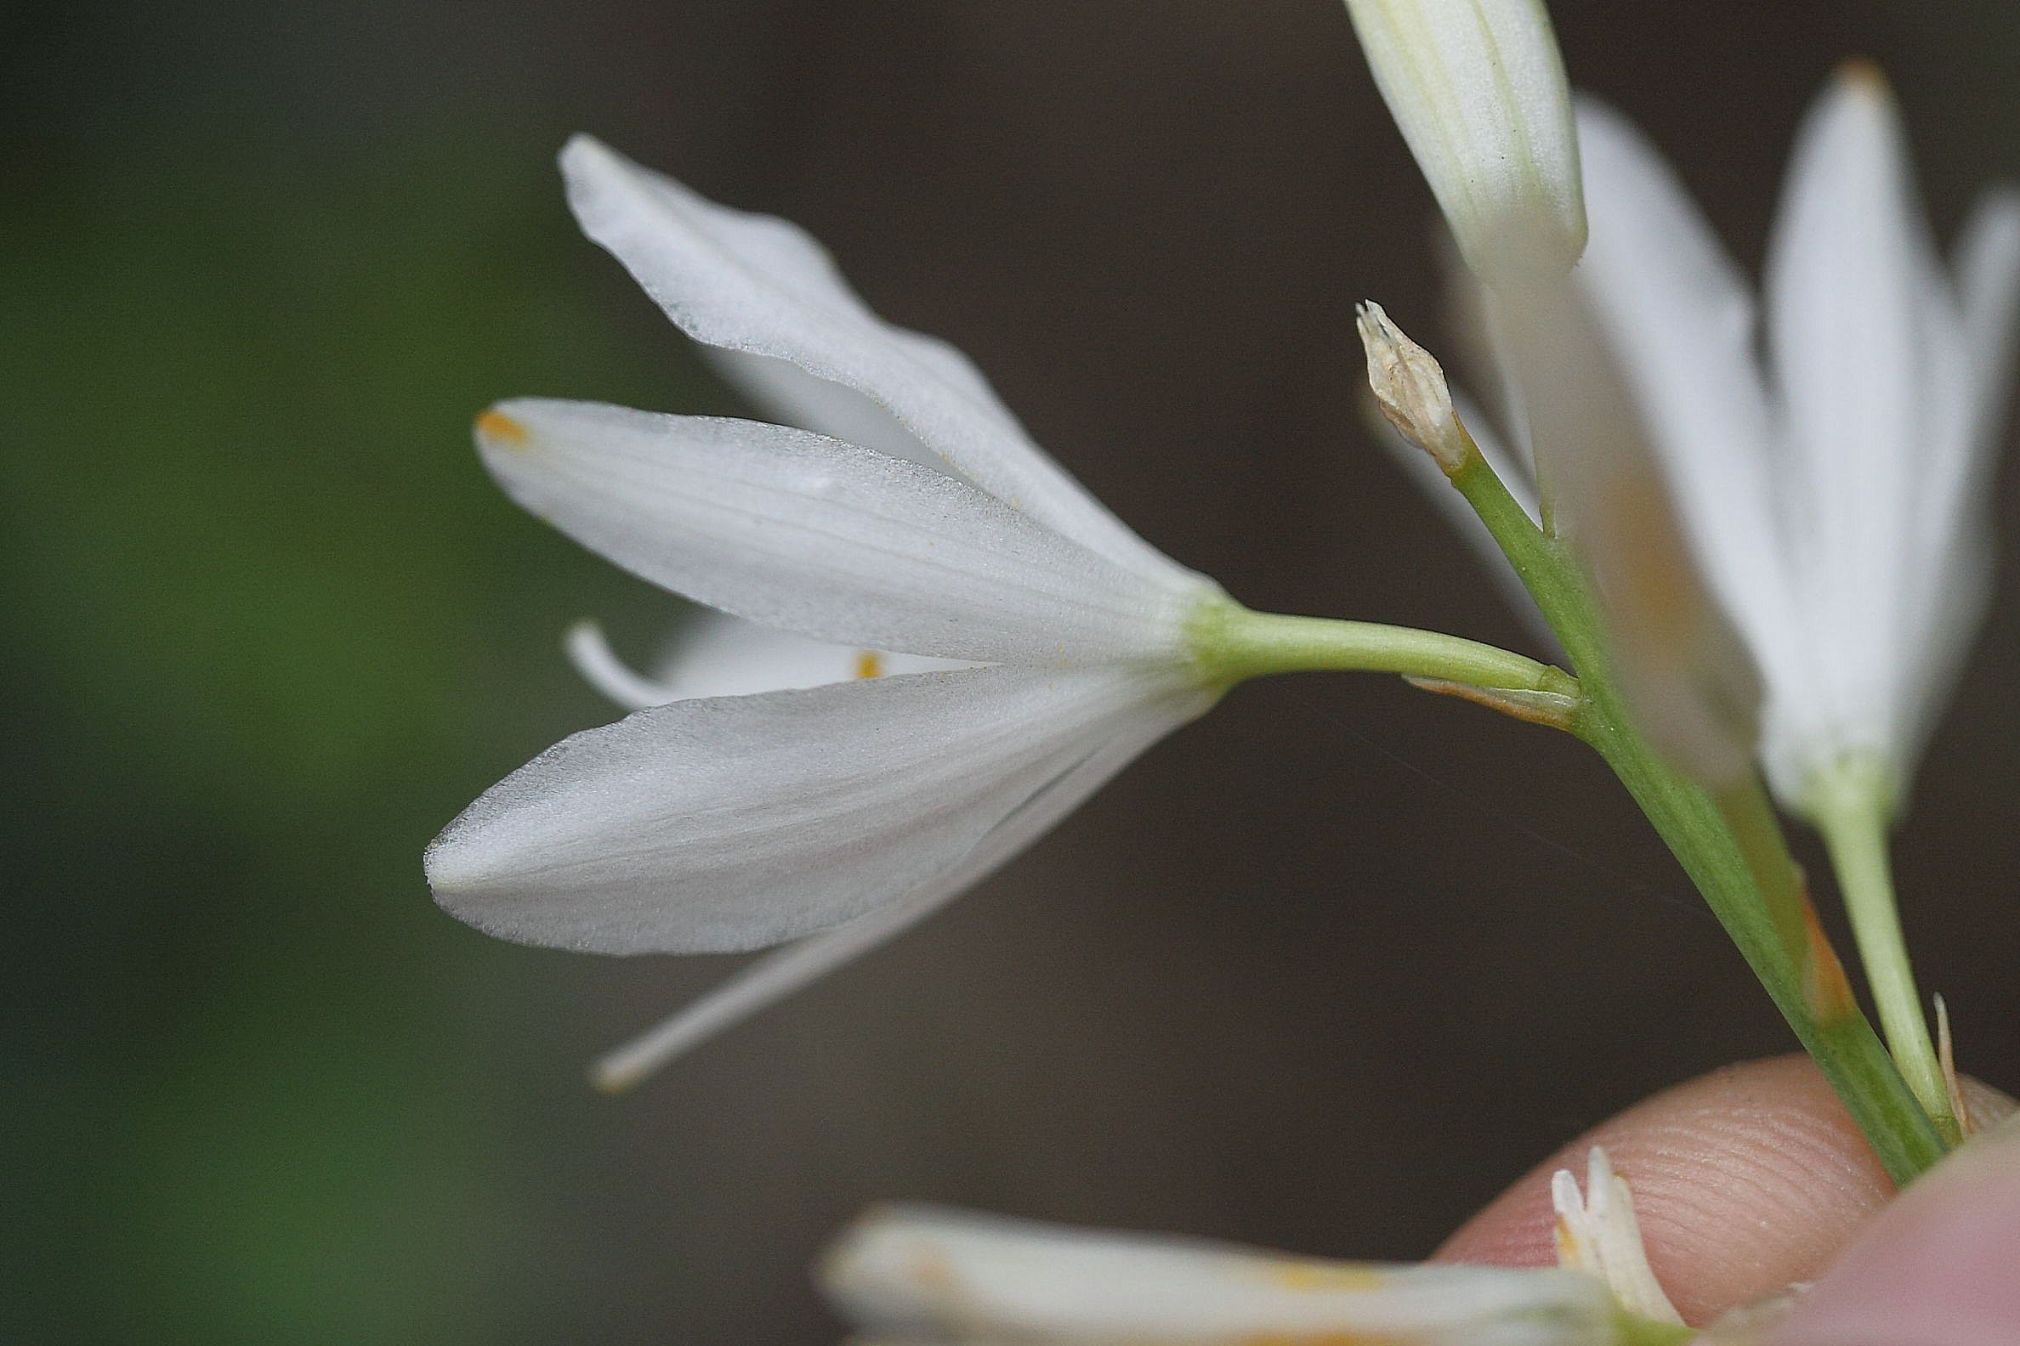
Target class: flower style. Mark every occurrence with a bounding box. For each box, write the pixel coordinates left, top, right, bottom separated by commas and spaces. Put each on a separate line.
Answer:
427, 137, 1569, 1087
1427, 69, 2020, 821
819, 1148, 1689, 1345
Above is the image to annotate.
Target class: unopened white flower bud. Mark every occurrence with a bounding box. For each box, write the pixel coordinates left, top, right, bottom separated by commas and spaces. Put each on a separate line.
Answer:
1344, 0, 1587, 283
1355, 301, 1471, 475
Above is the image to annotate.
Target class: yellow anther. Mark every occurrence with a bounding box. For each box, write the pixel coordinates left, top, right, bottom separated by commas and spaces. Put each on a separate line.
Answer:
475, 408, 528, 446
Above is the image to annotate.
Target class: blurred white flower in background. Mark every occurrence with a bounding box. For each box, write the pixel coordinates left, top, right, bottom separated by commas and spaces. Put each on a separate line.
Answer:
1426, 68, 2020, 818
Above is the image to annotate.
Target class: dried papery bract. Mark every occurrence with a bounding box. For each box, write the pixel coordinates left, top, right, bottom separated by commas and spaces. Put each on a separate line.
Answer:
1357, 300, 1472, 475
1343, 0, 1586, 284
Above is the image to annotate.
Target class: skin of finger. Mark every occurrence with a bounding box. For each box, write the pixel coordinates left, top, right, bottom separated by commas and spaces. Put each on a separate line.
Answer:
1431, 1055, 2014, 1326
1771, 1109, 2020, 1346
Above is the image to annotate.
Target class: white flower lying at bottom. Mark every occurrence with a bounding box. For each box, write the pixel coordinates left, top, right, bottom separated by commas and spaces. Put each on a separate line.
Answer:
820, 1148, 1687, 1345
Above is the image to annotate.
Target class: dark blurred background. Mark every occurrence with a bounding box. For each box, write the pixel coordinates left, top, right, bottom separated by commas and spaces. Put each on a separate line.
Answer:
6, 2, 2018, 1342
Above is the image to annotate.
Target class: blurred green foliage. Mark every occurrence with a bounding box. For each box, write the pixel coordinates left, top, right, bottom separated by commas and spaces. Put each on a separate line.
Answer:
0, 126, 714, 1342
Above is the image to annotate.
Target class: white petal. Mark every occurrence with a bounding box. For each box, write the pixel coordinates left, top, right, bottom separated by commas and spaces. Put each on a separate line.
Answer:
588, 705, 1181, 1087
822, 1205, 1616, 1345
1344, 0, 1586, 282
701, 346, 945, 472
477, 401, 1210, 666
1570, 100, 1800, 687
566, 612, 966, 713
1445, 256, 1538, 478
1764, 67, 1952, 788
426, 665, 1209, 955
1954, 187, 2020, 436
1888, 187, 2020, 775
559, 136, 1188, 582
1493, 275, 1763, 787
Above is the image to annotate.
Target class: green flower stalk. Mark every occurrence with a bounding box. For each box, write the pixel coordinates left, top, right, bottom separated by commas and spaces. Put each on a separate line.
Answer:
1358, 299, 1947, 1182
1348, 0, 2019, 1172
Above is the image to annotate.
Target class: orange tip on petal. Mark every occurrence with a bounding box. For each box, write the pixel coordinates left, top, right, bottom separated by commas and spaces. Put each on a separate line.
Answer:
475, 408, 529, 446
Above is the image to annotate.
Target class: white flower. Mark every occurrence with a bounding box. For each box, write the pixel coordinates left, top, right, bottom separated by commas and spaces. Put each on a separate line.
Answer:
1424, 68, 2020, 814
1343, 0, 1586, 282
820, 1149, 1677, 1345
822, 1207, 1615, 1346
424, 137, 1227, 1083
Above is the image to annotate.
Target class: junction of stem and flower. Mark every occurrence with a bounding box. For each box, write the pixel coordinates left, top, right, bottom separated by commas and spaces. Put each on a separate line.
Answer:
1186, 598, 1581, 705
1447, 433, 1948, 1181
1348, 291, 1954, 1178
1181, 421, 1949, 1180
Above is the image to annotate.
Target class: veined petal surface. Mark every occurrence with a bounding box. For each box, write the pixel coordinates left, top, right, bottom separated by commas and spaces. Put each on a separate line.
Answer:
426, 664, 1211, 955
477, 400, 1210, 666
590, 702, 1186, 1086
559, 135, 1188, 582
823, 1204, 1619, 1345
1344, 0, 1585, 281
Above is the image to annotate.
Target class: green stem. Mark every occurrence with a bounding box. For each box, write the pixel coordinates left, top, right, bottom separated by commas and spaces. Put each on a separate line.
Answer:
1449, 453, 1947, 1184
1808, 757, 1957, 1141
1188, 603, 1579, 695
